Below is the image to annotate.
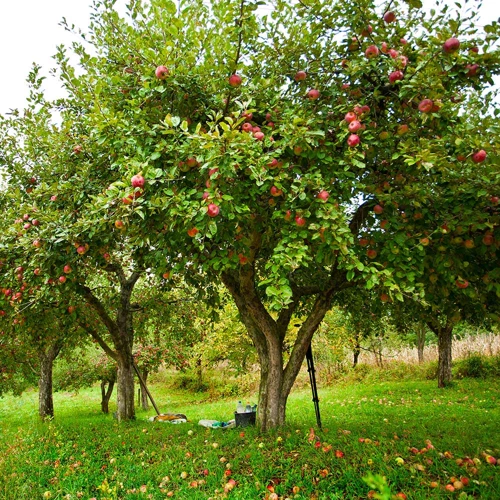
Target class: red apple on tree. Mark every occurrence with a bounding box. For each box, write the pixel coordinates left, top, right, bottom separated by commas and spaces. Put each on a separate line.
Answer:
295, 216, 306, 227
472, 150, 486, 163
115, 220, 125, 229
347, 134, 360, 147
228, 74, 242, 87
155, 65, 169, 79
490, 196, 499, 204
242, 122, 253, 132
365, 45, 379, 58
59, 276, 67, 284
443, 37, 460, 53
418, 99, 434, 113
253, 131, 265, 140
33, 239, 42, 248
270, 186, 283, 197
373, 204, 383, 214
389, 70, 404, 83
344, 112, 357, 123
317, 190, 329, 201
131, 174, 145, 188
348, 120, 362, 133
384, 11, 396, 23
294, 70, 307, 81
367, 249, 377, 259
307, 89, 320, 100
187, 227, 199, 237
63, 264, 72, 274
465, 63, 479, 77
207, 203, 220, 217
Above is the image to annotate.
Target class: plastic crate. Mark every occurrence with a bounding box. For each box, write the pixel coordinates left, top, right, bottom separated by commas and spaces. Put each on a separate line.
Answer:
234, 411, 256, 427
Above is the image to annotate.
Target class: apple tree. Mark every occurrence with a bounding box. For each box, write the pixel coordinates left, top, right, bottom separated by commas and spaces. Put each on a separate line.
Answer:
2, 0, 499, 428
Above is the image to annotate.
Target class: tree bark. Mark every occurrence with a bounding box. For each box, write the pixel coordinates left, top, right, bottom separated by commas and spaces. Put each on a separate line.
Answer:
416, 323, 426, 363
140, 369, 149, 410
427, 318, 455, 388
38, 341, 63, 420
77, 267, 140, 421
100, 372, 116, 414
116, 354, 136, 419
222, 265, 343, 431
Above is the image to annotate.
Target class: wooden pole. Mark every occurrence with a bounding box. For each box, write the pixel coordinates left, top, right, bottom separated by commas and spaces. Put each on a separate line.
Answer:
132, 360, 161, 415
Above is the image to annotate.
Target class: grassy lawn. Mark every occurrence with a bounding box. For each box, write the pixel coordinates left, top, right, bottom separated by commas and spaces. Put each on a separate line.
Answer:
0, 377, 499, 499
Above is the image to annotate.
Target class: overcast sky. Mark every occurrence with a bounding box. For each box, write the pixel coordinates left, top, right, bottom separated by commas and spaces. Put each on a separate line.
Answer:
0, 0, 499, 115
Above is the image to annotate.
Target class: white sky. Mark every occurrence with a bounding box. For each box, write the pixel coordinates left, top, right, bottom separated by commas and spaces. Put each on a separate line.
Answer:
0, 0, 499, 115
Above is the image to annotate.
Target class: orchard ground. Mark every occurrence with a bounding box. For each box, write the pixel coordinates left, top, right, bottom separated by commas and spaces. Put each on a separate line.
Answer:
1, 359, 499, 499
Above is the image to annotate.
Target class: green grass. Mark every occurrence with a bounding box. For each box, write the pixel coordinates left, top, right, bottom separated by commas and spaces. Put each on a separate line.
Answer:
1, 376, 499, 499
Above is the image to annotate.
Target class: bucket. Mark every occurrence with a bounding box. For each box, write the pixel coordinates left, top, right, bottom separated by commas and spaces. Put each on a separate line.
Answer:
234, 411, 256, 427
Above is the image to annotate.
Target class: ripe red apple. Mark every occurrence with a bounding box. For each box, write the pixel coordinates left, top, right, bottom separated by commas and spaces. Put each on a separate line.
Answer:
295, 216, 306, 227
155, 65, 169, 79
241, 122, 253, 132
443, 37, 460, 53
76, 245, 86, 255
365, 45, 379, 58
317, 190, 329, 201
456, 279, 469, 289
115, 220, 125, 230
418, 99, 434, 113
482, 233, 494, 246
33, 240, 42, 248
131, 174, 145, 188
348, 120, 362, 133
267, 158, 279, 169
380, 219, 389, 229
384, 11, 396, 23
472, 150, 487, 163
73, 145, 83, 154
34, 268, 41, 275
388, 48, 399, 59
187, 227, 199, 237
344, 112, 357, 123
359, 238, 369, 246
242, 111, 253, 121
228, 74, 242, 87
294, 70, 307, 81
397, 124, 409, 135
186, 157, 198, 168
50, 195, 57, 201
270, 186, 282, 197
32, 219, 40, 226
59, 276, 67, 284
63, 264, 72, 274
465, 63, 479, 76
347, 134, 360, 147
490, 195, 499, 204
253, 131, 265, 141
68, 306, 76, 314
380, 293, 389, 302
464, 239, 475, 249
307, 89, 320, 100
373, 204, 383, 214
207, 203, 220, 217
389, 70, 404, 83
420, 237, 430, 246
361, 25, 373, 37
367, 249, 377, 259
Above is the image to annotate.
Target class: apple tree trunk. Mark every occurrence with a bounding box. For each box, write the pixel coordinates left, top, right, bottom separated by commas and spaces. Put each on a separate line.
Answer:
416, 323, 426, 364
222, 268, 341, 431
427, 319, 455, 388
100, 372, 116, 414
38, 341, 63, 420
79, 269, 140, 421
